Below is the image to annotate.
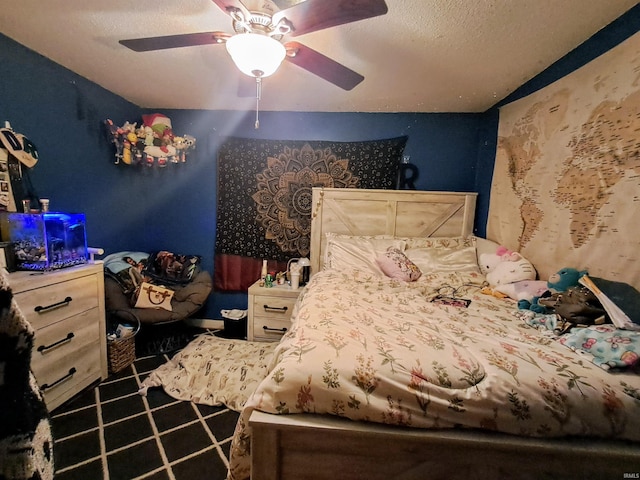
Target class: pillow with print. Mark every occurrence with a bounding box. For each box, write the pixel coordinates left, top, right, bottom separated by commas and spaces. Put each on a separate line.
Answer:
376, 247, 422, 282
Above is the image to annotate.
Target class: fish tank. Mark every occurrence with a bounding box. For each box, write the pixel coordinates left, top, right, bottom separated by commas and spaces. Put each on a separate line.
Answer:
0, 212, 89, 271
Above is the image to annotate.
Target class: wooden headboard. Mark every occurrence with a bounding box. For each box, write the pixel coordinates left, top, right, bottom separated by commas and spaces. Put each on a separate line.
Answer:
309, 188, 478, 273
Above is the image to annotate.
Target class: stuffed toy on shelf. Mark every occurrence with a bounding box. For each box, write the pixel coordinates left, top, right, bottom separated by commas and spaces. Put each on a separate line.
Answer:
104, 114, 196, 168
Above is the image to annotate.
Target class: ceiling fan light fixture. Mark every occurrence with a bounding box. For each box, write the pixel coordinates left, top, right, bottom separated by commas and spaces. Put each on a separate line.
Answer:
226, 33, 286, 78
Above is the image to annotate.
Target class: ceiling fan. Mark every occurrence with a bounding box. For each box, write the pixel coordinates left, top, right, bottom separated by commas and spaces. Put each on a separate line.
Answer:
119, 0, 388, 91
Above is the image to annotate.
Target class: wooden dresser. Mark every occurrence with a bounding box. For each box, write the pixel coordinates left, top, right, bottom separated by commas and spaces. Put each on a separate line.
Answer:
247, 280, 302, 342
9, 262, 108, 411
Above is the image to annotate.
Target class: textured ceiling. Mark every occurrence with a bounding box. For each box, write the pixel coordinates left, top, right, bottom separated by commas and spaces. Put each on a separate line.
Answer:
0, 0, 637, 113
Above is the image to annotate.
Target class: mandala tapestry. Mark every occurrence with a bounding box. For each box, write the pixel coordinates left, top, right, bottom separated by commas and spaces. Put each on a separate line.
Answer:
214, 136, 407, 291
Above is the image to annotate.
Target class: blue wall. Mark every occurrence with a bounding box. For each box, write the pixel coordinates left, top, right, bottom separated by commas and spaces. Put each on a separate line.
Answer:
0, 4, 638, 317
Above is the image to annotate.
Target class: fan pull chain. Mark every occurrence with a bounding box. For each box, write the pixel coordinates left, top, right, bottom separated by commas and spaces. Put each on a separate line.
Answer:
255, 76, 262, 129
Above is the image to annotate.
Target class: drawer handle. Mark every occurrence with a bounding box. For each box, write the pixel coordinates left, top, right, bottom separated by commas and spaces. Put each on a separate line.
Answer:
263, 304, 288, 313
37, 332, 75, 354
40, 367, 77, 392
262, 326, 288, 334
34, 296, 73, 313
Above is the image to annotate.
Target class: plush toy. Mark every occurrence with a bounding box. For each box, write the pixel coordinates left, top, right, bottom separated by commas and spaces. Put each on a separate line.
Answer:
518, 267, 587, 313
479, 246, 540, 301
142, 113, 172, 135
493, 279, 548, 303
122, 138, 132, 165
144, 126, 154, 146
478, 251, 503, 276
105, 115, 196, 168
547, 267, 588, 293
144, 144, 176, 159
494, 245, 521, 262
479, 250, 537, 287
122, 121, 137, 134
173, 136, 186, 163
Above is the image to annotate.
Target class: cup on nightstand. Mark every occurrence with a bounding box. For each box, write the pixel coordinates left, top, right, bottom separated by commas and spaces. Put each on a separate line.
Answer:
290, 272, 300, 289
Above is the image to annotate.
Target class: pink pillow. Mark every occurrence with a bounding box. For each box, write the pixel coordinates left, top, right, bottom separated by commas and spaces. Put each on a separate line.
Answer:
376, 247, 422, 282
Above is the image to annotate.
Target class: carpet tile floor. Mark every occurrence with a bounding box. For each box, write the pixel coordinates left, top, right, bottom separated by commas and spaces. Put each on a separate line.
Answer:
50, 354, 240, 480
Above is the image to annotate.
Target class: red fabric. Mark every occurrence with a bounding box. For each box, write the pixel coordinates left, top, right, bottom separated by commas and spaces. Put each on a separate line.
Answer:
214, 254, 287, 292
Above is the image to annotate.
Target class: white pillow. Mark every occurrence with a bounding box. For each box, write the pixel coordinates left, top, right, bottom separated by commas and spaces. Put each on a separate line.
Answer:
403, 236, 480, 274
324, 234, 406, 275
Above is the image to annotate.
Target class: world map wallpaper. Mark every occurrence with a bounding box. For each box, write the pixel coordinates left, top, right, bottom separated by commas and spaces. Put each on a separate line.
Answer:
488, 31, 640, 290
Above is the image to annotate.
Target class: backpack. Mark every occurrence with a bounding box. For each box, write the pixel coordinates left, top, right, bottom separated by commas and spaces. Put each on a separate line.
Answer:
540, 286, 608, 334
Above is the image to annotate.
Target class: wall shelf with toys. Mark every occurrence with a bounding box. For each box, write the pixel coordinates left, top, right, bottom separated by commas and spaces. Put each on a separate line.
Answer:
104, 114, 196, 168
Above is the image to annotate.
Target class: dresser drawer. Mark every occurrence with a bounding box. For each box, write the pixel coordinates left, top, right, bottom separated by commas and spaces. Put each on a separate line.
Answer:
252, 294, 297, 321
15, 274, 99, 329
31, 309, 102, 408
252, 315, 291, 341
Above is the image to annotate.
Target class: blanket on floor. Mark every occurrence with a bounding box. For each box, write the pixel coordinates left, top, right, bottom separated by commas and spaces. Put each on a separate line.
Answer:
138, 334, 276, 412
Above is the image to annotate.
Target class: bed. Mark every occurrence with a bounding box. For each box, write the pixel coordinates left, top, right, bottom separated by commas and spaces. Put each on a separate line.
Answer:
227, 188, 640, 480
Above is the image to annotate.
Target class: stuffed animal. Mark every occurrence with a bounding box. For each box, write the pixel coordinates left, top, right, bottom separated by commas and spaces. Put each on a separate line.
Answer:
493, 279, 549, 303
518, 267, 587, 313
479, 246, 538, 300
479, 249, 537, 287
122, 138, 132, 165
547, 267, 588, 293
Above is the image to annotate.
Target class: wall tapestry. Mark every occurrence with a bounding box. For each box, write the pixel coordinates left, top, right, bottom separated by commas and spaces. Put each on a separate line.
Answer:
214, 136, 407, 291
487, 31, 640, 291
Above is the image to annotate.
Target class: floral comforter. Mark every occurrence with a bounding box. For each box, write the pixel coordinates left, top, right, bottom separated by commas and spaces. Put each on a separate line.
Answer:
228, 268, 640, 480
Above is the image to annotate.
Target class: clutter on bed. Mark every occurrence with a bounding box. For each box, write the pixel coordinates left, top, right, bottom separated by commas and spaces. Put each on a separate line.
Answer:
579, 275, 640, 331
559, 324, 640, 370
228, 262, 640, 479
224, 188, 640, 480
104, 113, 196, 167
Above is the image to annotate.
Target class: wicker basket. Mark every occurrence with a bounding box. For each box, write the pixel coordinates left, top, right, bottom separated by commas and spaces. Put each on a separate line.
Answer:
107, 310, 141, 374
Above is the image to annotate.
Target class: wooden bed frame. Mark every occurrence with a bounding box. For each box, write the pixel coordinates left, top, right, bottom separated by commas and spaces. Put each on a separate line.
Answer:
308, 187, 477, 274
249, 188, 640, 480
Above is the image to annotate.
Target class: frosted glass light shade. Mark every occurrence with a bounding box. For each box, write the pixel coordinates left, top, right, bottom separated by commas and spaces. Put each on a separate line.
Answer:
226, 33, 286, 78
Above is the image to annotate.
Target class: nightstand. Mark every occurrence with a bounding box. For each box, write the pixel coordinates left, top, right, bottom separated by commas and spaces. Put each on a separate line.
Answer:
9, 262, 107, 410
247, 280, 302, 342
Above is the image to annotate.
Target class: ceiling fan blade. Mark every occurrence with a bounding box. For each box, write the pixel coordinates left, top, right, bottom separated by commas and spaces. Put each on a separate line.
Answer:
119, 32, 229, 52
284, 41, 364, 90
273, 0, 388, 37
210, 0, 252, 20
